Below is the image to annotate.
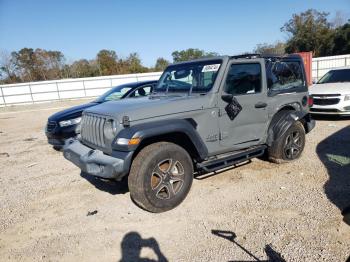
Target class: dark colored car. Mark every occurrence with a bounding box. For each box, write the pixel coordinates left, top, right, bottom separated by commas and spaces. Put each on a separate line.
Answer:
45, 80, 157, 149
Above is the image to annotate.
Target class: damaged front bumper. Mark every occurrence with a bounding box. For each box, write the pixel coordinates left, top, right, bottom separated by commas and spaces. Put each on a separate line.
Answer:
63, 139, 132, 180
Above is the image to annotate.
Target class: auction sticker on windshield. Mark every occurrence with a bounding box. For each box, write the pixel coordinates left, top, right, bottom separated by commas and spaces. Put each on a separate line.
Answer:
202, 64, 221, 72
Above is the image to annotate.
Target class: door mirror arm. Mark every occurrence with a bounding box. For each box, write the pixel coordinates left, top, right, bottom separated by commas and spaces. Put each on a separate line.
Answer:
221, 93, 233, 103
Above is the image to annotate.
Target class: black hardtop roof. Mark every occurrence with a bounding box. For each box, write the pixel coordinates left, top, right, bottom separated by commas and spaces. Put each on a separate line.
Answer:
229, 53, 302, 60
170, 53, 303, 66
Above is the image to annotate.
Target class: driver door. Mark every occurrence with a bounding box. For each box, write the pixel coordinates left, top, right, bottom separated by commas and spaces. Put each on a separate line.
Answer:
218, 60, 268, 150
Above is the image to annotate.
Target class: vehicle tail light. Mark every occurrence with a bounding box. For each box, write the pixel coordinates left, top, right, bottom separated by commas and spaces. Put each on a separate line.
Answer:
308, 96, 314, 107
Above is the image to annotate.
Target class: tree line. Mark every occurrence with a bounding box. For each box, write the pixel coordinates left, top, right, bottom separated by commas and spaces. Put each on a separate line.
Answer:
0, 47, 217, 84
255, 9, 350, 56
1, 9, 349, 85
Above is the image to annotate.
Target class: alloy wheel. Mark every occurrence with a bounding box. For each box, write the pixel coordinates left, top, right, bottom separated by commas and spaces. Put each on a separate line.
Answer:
151, 159, 185, 200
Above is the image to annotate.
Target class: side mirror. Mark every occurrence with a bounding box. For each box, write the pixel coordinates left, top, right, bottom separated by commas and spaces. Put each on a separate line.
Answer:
221, 93, 233, 103
312, 80, 316, 84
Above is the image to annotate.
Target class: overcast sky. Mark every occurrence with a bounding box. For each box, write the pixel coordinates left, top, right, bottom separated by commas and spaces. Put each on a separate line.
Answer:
0, 0, 349, 66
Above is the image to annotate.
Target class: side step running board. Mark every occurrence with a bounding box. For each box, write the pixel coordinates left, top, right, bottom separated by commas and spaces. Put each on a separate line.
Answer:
196, 145, 267, 173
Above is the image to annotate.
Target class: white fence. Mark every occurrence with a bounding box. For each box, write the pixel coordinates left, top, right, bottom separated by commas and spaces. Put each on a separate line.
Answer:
0, 72, 162, 106
312, 54, 350, 82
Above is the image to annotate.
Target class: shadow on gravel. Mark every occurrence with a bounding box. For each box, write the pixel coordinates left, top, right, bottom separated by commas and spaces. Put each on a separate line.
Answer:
316, 126, 350, 226
80, 172, 129, 195
211, 230, 286, 262
119, 232, 168, 262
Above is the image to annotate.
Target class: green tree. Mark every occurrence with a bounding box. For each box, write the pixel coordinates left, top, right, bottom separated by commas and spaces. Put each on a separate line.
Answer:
171, 48, 218, 62
332, 22, 350, 55
125, 53, 148, 73
154, 57, 170, 71
281, 9, 335, 56
254, 42, 286, 55
0, 50, 19, 84
8, 48, 66, 82
12, 48, 37, 81
69, 59, 99, 78
96, 49, 118, 75
33, 48, 65, 80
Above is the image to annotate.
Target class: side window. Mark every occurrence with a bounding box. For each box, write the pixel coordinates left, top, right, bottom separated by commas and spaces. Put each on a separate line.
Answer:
224, 63, 261, 95
131, 86, 152, 97
267, 61, 304, 92
104, 87, 130, 101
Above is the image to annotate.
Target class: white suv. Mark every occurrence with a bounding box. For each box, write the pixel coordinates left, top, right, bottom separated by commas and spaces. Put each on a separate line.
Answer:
309, 67, 350, 115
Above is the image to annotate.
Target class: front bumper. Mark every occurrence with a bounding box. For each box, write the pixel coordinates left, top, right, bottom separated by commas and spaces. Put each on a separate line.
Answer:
63, 139, 132, 180
310, 109, 350, 115
45, 123, 78, 146
47, 138, 65, 147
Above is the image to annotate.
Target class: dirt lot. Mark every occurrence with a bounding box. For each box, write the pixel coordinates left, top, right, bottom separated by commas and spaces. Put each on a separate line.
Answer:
0, 100, 349, 262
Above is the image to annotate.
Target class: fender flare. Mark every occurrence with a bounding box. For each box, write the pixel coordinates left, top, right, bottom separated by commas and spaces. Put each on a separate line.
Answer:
266, 110, 307, 146
112, 119, 208, 160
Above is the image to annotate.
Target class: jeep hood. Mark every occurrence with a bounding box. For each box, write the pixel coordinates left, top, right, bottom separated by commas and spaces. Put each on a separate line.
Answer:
309, 82, 350, 95
84, 95, 209, 121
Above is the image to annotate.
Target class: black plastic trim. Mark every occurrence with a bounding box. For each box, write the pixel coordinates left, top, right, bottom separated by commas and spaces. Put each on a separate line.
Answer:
266, 110, 311, 146
110, 150, 134, 179
197, 145, 266, 173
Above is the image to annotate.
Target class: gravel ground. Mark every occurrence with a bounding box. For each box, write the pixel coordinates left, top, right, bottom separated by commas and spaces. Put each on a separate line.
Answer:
0, 100, 349, 262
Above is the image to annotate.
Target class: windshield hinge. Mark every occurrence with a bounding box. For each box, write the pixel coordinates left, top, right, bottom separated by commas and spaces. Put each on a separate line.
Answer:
218, 108, 223, 117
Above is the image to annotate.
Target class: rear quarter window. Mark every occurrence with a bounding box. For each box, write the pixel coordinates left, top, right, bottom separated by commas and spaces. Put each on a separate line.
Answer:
266, 60, 306, 94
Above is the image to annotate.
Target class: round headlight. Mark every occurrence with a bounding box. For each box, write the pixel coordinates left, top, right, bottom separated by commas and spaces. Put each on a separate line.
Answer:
104, 119, 118, 140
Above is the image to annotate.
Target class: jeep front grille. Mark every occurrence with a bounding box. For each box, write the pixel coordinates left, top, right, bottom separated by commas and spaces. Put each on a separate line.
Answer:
81, 114, 106, 148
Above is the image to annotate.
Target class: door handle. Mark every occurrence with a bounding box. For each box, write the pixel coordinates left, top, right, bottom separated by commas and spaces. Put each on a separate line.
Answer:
255, 102, 267, 108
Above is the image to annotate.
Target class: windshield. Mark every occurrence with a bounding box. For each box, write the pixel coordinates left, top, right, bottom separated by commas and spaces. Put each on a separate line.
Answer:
154, 60, 222, 94
94, 85, 133, 102
318, 69, 350, 84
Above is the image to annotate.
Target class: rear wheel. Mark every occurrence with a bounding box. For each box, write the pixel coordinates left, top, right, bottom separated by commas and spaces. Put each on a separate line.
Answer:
268, 121, 305, 163
128, 142, 194, 213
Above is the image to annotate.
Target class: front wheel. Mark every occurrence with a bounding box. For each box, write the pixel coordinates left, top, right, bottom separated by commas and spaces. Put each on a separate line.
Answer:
128, 142, 194, 213
53, 145, 62, 151
268, 121, 305, 164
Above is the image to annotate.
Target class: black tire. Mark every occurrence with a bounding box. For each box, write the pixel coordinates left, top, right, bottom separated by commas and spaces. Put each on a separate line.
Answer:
53, 145, 62, 151
268, 121, 305, 164
128, 142, 194, 213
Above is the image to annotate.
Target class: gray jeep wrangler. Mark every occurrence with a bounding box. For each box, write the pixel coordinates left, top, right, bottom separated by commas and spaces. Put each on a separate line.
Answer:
63, 54, 315, 213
